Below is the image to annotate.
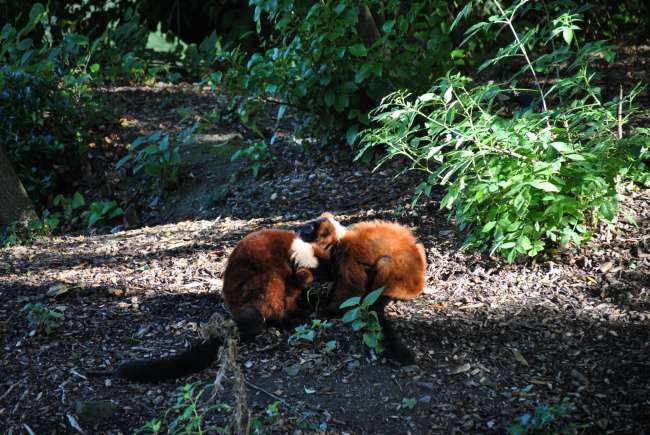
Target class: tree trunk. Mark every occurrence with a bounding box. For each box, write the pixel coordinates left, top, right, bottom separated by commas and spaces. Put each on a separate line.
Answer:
357, 5, 381, 47
0, 147, 35, 227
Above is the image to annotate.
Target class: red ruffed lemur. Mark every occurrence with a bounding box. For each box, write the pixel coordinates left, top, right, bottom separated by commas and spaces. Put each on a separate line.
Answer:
100, 219, 343, 382
298, 213, 427, 364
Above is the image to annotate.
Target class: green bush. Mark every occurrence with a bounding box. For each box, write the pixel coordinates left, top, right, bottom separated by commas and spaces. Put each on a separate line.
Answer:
1, 211, 60, 247
0, 4, 97, 206
137, 382, 231, 434
288, 319, 336, 353
508, 397, 579, 434
21, 303, 67, 336
116, 124, 201, 190
91, 7, 152, 81
230, 140, 275, 177
215, 0, 456, 142
87, 201, 124, 227
359, 1, 650, 262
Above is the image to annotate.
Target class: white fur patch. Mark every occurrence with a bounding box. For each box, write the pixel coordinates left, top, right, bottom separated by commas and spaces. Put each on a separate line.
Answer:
327, 217, 347, 239
290, 237, 319, 269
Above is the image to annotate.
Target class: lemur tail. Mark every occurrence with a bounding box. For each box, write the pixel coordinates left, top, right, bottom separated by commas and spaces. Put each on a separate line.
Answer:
92, 308, 264, 383
113, 335, 224, 383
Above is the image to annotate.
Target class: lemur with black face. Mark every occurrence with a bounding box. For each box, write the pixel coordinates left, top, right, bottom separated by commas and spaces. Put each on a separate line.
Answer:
302, 214, 427, 365
99, 217, 344, 383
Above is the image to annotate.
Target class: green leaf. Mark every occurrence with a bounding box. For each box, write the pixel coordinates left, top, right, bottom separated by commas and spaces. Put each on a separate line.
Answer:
108, 207, 124, 219
339, 296, 361, 309
17, 38, 32, 50
482, 221, 496, 233
130, 136, 148, 150
340, 296, 361, 309
401, 397, 417, 410
625, 213, 638, 227
341, 307, 360, 323
530, 181, 559, 192
334, 93, 349, 112
349, 43, 368, 57
159, 135, 170, 151
28, 3, 45, 25
71, 192, 85, 209
324, 90, 335, 107
599, 202, 615, 221
88, 213, 100, 227
363, 332, 378, 348
444, 86, 453, 103
450, 2, 472, 32
363, 287, 385, 306
450, 49, 465, 59
550, 142, 568, 153
351, 319, 365, 331
346, 125, 358, 146
341, 81, 358, 94
1, 24, 13, 40
354, 63, 372, 84
562, 28, 573, 45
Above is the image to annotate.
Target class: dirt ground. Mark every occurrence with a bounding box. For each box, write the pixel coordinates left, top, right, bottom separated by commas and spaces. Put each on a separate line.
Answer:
2, 50, 650, 434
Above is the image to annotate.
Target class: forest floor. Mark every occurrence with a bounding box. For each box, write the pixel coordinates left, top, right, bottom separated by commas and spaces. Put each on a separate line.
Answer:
2, 45, 650, 434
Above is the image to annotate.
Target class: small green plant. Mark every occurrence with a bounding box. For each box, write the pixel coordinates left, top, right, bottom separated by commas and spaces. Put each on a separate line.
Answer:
322, 339, 338, 354
508, 397, 578, 435
53, 192, 85, 223
288, 319, 332, 349
339, 287, 385, 354
136, 382, 230, 435
250, 401, 284, 435
21, 303, 66, 336
401, 397, 417, 410
91, 8, 152, 82
116, 124, 200, 189
230, 140, 275, 178
1, 211, 60, 247
87, 201, 124, 227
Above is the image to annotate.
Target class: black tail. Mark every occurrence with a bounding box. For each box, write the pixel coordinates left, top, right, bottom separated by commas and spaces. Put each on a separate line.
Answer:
111, 308, 265, 383
372, 296, 416, 365
114, 336, 223, 383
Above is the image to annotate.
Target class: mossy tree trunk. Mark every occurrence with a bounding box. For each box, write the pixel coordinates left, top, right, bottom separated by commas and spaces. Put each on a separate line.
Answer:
0, 147, 35, 227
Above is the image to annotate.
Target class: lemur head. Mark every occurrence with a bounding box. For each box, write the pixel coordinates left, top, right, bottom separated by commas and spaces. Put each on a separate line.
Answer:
296, 212, 347, 253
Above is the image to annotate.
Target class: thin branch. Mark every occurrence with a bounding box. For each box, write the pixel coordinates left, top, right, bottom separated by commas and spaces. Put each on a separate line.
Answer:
258, 97, 311, 113
493, 0, 549, 113
243, 379, 291, 407
0, 381, 19, 401
617, 85, 623, 139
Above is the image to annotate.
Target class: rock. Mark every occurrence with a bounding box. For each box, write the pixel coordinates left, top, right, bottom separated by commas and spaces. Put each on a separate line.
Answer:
346, 360, 360, 371
74, 400, 118, 423
599, 261, 614, 273
285, 363, 301, 377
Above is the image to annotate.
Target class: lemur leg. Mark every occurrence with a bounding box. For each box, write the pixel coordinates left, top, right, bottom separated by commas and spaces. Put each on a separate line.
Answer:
372, 296, 415, 365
